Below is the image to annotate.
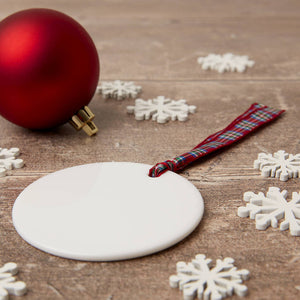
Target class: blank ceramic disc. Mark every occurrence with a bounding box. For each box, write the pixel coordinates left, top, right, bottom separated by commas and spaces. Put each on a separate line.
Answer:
12, 162, 204, 261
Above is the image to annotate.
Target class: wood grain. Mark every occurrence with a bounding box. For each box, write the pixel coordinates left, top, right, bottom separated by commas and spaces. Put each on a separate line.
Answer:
0, 1, 299, 299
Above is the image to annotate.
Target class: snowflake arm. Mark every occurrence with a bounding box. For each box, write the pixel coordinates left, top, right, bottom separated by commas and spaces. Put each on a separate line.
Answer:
127, 96, 196, 123
254, 150, 300, 181
238, 187, 300, 236
0, 263, 27, 300
197, 53, 254, 73
0, 148, 24, 177
169, 254, 249, 300
97, 80, 142, 100
127, 99, 158, 121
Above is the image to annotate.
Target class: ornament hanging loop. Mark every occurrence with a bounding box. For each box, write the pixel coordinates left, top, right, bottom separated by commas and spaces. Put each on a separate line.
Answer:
149, 103, 284, 177
69, 106, 98, 136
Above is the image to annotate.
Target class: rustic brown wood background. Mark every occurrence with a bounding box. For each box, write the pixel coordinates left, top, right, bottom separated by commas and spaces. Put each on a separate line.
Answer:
0, 1, 300, 299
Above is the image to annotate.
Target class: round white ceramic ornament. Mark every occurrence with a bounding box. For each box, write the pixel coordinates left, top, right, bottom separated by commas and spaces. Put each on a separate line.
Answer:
12, 162, 204, 261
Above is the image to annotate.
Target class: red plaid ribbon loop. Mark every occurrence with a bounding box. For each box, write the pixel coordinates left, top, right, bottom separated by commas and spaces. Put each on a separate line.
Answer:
149, 103, 284, 177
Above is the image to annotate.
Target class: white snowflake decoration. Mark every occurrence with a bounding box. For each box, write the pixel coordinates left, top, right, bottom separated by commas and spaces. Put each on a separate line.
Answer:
197, 53, 255, 73
0, 263, 27, 300
238, 187, 300, 236
0, 148, 24, 177
254, 150, 300, 181
169, 254, 250, 300
127, 96, 196, 123
97, 80, 142, 100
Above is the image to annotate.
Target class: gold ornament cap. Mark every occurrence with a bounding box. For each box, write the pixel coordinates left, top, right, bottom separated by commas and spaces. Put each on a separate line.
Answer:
69, 106, 98, 136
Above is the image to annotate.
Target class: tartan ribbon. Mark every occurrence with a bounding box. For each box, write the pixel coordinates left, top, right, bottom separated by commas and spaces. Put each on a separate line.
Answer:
149, 103, 284, 177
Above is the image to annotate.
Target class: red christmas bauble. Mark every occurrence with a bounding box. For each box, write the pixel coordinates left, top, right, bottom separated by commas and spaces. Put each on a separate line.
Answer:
0, 8, 100, 129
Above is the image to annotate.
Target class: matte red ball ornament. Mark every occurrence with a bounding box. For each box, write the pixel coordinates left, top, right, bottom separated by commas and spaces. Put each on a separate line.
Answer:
0, 8, 100, 135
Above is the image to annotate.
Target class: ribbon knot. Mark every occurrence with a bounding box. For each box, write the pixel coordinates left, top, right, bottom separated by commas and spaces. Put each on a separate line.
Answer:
148, 160, 177, 177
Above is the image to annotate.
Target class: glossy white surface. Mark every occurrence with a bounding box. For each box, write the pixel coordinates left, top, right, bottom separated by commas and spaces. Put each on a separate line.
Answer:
12, 162, 204, 261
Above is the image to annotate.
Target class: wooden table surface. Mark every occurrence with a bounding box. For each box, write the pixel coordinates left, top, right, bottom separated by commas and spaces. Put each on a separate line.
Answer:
1, 1, 300, 299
